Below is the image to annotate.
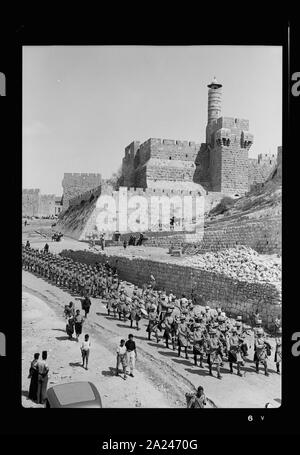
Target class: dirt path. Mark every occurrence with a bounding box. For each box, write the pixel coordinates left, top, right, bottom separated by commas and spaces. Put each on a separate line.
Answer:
22, 271, 281, 408
22, 291, 172, 408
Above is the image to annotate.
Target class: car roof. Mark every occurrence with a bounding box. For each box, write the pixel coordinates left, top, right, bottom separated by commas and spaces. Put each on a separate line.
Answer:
47, 381, 101, 407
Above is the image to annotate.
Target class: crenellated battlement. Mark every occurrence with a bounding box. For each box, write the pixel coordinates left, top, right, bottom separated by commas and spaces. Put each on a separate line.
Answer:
63, 173, 102, 178
137, 137, 201, 148
257, 153, 277, 165
22, 188, 40, 194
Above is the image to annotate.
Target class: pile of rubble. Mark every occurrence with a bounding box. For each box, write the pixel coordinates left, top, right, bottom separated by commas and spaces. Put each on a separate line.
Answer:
182, 245, 281, 285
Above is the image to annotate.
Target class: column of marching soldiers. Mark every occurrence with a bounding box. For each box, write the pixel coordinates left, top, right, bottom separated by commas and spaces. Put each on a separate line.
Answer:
22, 243, 282, 380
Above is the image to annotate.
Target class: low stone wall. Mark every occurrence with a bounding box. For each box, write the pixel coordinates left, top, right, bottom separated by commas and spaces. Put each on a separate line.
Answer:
183, 216, 281, 255
60, 249, 281, 329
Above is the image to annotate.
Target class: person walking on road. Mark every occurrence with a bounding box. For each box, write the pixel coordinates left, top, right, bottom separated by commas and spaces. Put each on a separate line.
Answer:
74, 309, 84, 342
116, 339, 127, 380
125, 334, 137, 378
81, 334, 91, 370
66, 315, 75, 340
36, 351, 49, 404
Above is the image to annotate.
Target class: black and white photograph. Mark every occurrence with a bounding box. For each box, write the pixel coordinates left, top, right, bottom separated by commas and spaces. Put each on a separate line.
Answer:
22, 45, 282, 409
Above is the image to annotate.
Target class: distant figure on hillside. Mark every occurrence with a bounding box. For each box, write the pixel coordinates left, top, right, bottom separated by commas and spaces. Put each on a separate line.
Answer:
24, 220, 27, 227
44, 243, 49, 253
123, 240, 127, 249
25, 240, 30, 249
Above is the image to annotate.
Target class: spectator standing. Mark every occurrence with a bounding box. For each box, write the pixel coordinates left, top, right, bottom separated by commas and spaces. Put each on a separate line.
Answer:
28, 353, 40, 401
74, 309, 84, 342
81, 334, 91, 370
125, 334, 137, 378
36, 351, 49, 404
116, 339, 127, 380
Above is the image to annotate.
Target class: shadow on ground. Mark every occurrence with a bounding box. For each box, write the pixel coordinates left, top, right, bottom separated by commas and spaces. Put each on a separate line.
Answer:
56, 336, 77, 341
101, 367, 116, 377
69, 362, 84, 368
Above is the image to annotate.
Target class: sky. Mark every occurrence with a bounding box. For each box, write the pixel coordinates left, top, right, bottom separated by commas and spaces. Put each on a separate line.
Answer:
23, 45, 282, 196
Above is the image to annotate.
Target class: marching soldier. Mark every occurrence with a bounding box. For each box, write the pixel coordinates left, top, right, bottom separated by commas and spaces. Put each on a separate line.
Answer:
177, 315, 189, 359
130, 296, 142, 330
254, 328, 270, 376
192, 323, 206, 367
163, 308, 175, 349
207, 328, 223, 379
146, 308, 158, 341
228, 327, 243, 376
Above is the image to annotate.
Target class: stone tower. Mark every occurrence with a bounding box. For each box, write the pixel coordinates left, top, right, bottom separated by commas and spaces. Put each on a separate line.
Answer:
206, 77, 223, 145
205, 78, 254, 195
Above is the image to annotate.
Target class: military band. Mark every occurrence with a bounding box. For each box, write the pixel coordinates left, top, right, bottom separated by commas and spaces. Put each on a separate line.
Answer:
22, 243, 281, 379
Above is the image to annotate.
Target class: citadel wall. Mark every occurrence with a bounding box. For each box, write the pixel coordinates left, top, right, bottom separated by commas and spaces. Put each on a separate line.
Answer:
122, 138, 201, 189
22, 189, 40, 217
62, 173, 102, 211
38, 194, 56, 217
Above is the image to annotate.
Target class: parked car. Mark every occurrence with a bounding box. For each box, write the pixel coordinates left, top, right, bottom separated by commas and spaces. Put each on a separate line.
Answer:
45, 381, 102, 408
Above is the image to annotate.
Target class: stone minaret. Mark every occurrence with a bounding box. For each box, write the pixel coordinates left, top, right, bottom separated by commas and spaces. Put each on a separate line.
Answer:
206, 77, 222, 145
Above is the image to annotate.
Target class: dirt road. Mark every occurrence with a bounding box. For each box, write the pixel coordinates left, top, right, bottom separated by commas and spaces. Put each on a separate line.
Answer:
22, 289, 172, 408
22, 270, 281, 408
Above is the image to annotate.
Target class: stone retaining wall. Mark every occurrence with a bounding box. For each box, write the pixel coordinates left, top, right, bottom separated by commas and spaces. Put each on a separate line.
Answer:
183, 217, 281, 255
60, 249, 281, 329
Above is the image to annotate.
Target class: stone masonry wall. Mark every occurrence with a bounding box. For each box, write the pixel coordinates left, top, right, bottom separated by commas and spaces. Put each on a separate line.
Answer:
38, 194, 56, 217
122, 138, 201, 189
60, 249, 281, 329
57, 186, 224, 243
22, 189, 40, 217
183, 217, 281, 255
69, 185, 102, 207
221, 147, 249, 194
23, 189, 57, 217
248, 157, 277, 189
62, 173, 102, 211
